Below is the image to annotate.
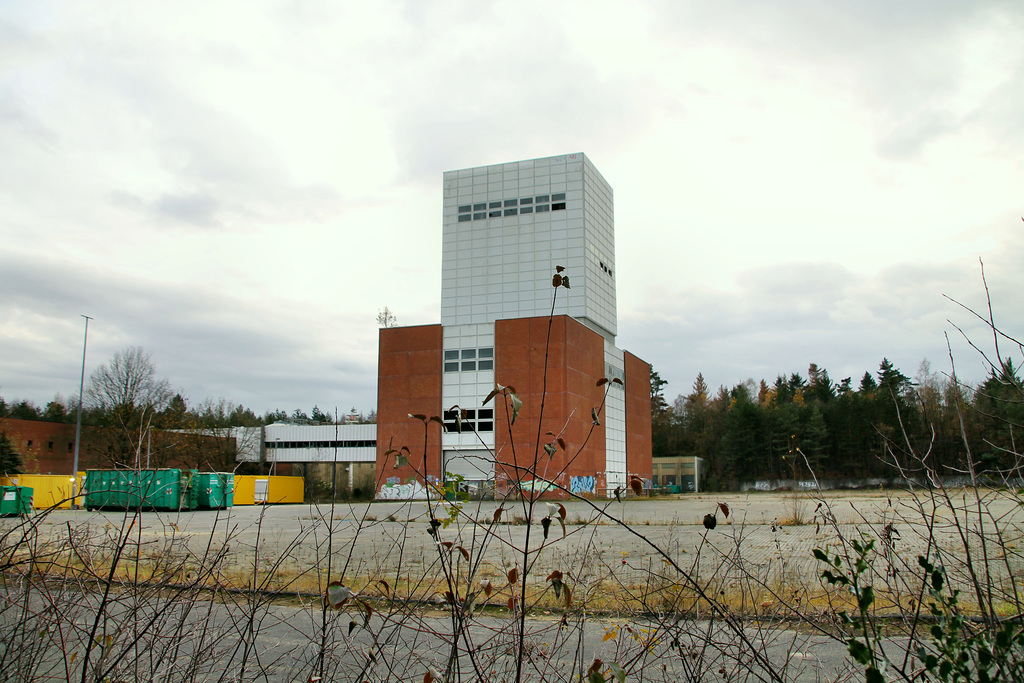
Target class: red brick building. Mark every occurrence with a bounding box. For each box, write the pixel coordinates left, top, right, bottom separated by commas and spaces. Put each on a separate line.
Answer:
0, 418, 236, 475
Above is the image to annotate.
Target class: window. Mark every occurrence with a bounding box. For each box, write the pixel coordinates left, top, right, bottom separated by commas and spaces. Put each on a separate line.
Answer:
458, 205, 471, 213
536, 195, 549, 203
552, 202, 566, 211
520, 197, 532, 205
443, 408, 495, 433
444, 347, 494, 373
536, 204, 550, 212
48, 442, 54, 449
504, 199, 517, 207
458, 214, 471, 222
520, 206, 533, 214
504, 208, 517, 216
489, 210, 501, 218
473, 212, 485, 220
551, 193, 566, 201
473, 203, 486, 211
489, 201, 501, 209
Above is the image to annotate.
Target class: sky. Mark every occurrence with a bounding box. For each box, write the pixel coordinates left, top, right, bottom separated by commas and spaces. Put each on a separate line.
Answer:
2, 0, 1022, 417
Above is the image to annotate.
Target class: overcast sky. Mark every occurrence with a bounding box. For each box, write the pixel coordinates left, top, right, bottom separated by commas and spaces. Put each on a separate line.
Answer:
2, 0, 1022, 417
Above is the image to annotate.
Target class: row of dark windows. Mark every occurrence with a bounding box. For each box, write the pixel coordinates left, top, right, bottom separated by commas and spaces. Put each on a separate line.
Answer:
457, 194, 567, 222
445, 347, 494, 373
266, 440, 377, 449
23, 440, 72, 451
443, 408, 495, 433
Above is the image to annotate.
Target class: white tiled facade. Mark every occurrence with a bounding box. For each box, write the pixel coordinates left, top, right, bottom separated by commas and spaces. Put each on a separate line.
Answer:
439, 153, 627, 488
441, 153, 617, 340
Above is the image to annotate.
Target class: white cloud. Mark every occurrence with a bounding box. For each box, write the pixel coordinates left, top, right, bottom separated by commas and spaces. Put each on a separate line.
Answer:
2, 0, 1022, 415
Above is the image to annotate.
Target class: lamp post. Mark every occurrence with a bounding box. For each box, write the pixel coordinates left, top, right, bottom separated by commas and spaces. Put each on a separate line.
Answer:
71, 315, 92, 509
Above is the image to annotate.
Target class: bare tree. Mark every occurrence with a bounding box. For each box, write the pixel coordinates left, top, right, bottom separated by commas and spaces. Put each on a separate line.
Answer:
86, 346, 174, 467
376, 307, 398, 328
86, 346, 173, 414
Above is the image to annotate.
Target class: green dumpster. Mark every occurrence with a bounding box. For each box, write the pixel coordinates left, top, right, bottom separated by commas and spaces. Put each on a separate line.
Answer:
0, 486, 33, 516
195, 472, 234, 509
222, 473, 235, 507
84, 469, 199, 511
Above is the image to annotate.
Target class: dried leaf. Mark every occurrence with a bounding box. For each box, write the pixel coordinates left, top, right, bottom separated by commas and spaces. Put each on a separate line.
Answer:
588, 658, 604, 676
547, 569, 563, 581
614, 486, 623, 503
441, 541, 454, 550
596, 378, 608, 387
507, 567, 519, 585
562, 276, 571, 289
541, 516, 552, 539
482, 579, 493, 597
424, 672, 434, 683
510, 392, 523, 425
703, 513, 717, 530
507, 596, 516, 611
482, 387, 499, 405
552, 274, 563, 287
377, 579, 391, 596
557, 503, 567, 520
493, 507, 506, 523
612, 377, 623, 385
556, 265, 565, 273
603, 629, 617, 642
718, 502, 730, 519
326, 582, 354, 609
409, 414, 427, 421
557, 438, 566, 451
457, 546, 470, 561
348, 620, 356, 635
591, 407, 600, 426
428, 415, 445, 427
630, 476, 642, 497
558, 517, 566, 539
544, 443, 556, 458
564, 584, 572, 607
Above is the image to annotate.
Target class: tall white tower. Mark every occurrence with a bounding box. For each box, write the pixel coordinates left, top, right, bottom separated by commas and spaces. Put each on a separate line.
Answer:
440, 153, 617, 341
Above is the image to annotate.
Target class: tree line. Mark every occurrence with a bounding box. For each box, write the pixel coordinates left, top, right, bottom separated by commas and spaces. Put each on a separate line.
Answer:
0, 346, 375, 430
651, 358, 1024, 490
0, 346, 375, 471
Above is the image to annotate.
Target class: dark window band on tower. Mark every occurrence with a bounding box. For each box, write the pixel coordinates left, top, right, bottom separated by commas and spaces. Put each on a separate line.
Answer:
453, 191, 567, 221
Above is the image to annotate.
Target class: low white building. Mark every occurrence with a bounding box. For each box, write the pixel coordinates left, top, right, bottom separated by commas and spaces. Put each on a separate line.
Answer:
233, 423, 378, 495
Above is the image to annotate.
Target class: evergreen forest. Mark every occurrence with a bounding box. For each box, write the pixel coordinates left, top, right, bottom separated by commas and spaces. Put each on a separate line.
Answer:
651, 358, 1024, 489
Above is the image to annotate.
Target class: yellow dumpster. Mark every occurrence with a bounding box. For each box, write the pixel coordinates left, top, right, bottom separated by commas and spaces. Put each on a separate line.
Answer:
0, 473, 85, 509
233, 475, 304, 505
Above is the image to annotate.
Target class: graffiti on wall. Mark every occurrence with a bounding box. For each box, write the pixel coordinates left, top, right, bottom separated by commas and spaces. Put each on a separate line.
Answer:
569, 476, 596, 494
518, 479, 556, 493
378, 480, 428, 500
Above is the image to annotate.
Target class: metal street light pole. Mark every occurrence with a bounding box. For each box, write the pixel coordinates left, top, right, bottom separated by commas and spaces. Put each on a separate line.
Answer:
72, 315, 92, 509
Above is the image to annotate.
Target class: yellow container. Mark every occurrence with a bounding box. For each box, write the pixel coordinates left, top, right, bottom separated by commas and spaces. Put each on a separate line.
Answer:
0, 473, 85, 509
233, 475, 304, 505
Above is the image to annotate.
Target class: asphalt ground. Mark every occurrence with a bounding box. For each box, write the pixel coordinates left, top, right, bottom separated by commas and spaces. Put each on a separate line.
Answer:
12, 488, 1024, 603
3, 489, 1021, 681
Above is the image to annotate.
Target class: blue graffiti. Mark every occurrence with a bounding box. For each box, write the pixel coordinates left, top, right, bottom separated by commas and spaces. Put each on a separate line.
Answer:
569, 476, 595, 494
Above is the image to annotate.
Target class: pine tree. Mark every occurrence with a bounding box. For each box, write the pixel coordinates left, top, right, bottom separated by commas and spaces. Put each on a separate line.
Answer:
0, 434, 23, 475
